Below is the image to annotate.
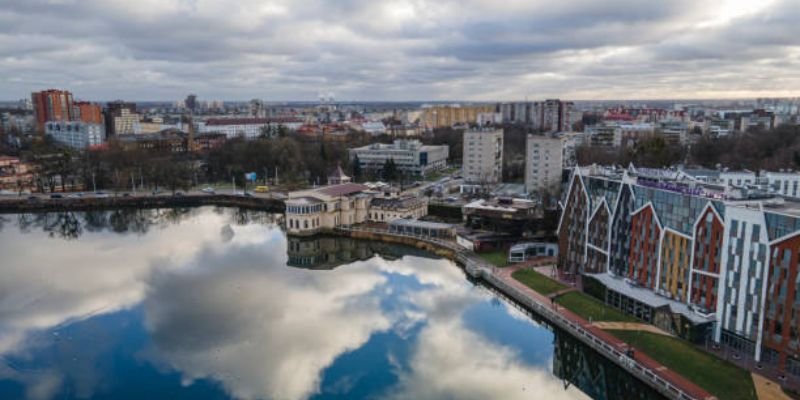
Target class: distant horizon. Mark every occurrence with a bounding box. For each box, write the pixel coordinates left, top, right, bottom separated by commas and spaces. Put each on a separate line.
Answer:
2, 95, 795, 105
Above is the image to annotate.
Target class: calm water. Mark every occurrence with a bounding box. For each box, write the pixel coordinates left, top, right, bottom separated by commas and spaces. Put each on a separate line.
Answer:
0, 207, 652, 400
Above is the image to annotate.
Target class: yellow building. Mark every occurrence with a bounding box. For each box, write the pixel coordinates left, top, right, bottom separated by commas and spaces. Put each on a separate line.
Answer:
421, 104, 495, 129
658, 230, 692, 302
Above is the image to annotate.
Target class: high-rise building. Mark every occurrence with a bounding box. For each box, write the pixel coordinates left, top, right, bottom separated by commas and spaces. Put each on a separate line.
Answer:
525, 135, 562, 194
31, 89, 74, 131
532, 99, 574, 132
72, 101, 103, 124
185, 94, 198, 112
462, 128, 503, 184
104, 101, 140, 135
557, 164, 800, 374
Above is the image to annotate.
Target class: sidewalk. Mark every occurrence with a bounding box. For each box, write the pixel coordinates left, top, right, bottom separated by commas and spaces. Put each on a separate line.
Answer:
495, 264, 714, 400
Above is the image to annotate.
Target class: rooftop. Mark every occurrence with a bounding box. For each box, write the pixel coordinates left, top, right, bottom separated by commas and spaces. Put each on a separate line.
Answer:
389, 219, 454, 230
315, 183, 368, 197
204, 117, 302, 126
589, 273, 715, 324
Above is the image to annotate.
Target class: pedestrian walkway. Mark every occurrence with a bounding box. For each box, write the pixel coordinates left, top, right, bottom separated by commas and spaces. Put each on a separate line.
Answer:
494, 265, 714, 400
752, 373, 792, 400
592, 321, 673, 337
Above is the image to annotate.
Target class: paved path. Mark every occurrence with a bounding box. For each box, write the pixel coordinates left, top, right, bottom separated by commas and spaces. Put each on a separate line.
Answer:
494, 264, 714, 400
592, 321, 674, 337
752, 373, 792, 400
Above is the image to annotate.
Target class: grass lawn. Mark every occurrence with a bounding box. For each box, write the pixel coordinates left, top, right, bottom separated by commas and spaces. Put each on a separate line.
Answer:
511, 269, 568, 295
555, 292, 639, 323
609, 330, 757, 400
477, 251, 510, 267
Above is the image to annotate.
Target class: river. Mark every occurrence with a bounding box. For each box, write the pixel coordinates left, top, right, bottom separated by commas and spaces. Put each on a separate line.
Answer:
0, 207, 662, 400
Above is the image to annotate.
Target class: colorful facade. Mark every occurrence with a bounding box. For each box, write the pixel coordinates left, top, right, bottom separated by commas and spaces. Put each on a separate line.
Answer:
558, 166, 800, 374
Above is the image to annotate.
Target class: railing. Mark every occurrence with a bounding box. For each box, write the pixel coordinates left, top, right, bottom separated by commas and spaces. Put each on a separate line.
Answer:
335, 225, 703, 400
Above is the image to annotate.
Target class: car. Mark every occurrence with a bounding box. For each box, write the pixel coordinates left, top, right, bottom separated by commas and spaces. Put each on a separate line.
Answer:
446, 196, 458, 202
122, 193, 131, 197
174, 192, 184, 196
27, 195, 39, 201
201, 187, 216, 194
244, 192, 254, 197
152, 189, 162, 195
50, 194, 63, 199
94, 192, 110, 198
67, 193, 83, 198
254, 186, 269, 193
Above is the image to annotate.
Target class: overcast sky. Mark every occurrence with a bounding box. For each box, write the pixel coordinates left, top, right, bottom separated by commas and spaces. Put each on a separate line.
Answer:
1, 0, 799, 102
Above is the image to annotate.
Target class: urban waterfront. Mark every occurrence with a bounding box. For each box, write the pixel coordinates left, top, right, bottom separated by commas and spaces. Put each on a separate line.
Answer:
0, 207, 666, 400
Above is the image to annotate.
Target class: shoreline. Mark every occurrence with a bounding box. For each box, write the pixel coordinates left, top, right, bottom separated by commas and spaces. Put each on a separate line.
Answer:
0, 194, 285, 214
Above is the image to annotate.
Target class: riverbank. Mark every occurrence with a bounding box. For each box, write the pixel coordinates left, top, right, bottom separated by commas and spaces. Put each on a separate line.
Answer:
0, 194, 285, 214
333, 226, 712, 400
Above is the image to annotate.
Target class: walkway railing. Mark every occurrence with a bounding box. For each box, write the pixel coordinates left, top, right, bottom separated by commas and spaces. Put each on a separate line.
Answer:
335, 225, 704, 400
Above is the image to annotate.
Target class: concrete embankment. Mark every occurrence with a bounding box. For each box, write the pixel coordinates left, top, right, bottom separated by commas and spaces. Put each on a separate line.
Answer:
0, 195, 285, 214
335, 228, 458, 260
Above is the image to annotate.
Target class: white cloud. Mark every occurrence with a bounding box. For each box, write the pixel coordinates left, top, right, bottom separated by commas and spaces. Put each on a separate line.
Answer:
0, 0, 797, 100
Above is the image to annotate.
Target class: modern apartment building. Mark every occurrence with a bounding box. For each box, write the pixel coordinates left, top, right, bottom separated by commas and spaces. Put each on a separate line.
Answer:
72, 101, 104, 124
31, 89, 74, 131
349, 140, 448, 176
557, 164, 800, 374
525, 135, 562, 194
104, 101, 140, 135
535, 99, 575, 132
462, 129, 503, 185
44, 121, 105, 149
200, 117, 303, 139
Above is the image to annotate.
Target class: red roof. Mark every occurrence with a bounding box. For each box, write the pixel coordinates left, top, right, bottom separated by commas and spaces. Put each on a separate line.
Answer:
316, 183, 367, 197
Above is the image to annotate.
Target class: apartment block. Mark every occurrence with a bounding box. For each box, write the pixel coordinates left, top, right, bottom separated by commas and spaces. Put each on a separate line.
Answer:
463, 128, 503, 185
525, 135, 562, 194
31, 89, 74, 131
557, 164, 800, 373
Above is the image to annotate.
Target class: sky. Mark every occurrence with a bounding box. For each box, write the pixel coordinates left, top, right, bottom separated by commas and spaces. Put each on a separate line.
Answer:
1, 0, 799, 102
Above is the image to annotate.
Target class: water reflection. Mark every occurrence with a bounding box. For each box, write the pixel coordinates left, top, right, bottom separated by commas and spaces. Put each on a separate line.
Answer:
553, 329, 665, 400
0, 207, 588, 400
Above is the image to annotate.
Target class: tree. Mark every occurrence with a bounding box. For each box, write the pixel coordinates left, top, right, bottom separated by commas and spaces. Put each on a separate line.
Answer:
351, 154, 362, 182
382, 158, 398, 181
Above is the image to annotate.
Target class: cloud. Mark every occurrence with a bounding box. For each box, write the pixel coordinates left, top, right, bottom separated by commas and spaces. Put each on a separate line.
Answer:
0, 0, 797, 100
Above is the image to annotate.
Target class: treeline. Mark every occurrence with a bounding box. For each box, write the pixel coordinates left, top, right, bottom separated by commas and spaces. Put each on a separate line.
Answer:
576, 136, 685, 168
15, 132, 377, 193
690, 125, 800, 170
576, 125, 800, 170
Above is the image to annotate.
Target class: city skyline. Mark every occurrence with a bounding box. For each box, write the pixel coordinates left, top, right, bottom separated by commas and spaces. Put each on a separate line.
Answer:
2, 0, 799, 102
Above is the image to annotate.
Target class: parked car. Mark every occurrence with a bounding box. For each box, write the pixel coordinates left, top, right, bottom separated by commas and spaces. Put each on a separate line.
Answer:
27, 195, 39, 201
254, 186, 269, 193
201, 187, 216, 194
94, 192, 110, 198
122, 193, 131, 197
174, 192, 184, 196
50, 194, 63, 199
67, 193, 83, 198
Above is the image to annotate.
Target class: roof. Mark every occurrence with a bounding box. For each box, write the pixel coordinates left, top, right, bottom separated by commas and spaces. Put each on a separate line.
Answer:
389, 219, 454, 230
285, 196, 322, 205
316, 183, 368, 197
328, 164, 349, 179
204, 117, 302, 126
588, 273, 715, 324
